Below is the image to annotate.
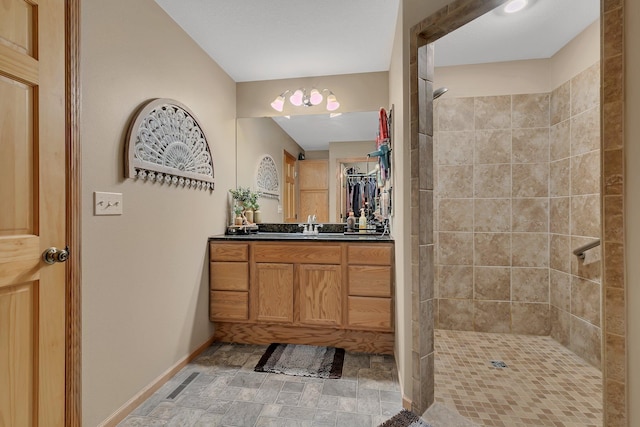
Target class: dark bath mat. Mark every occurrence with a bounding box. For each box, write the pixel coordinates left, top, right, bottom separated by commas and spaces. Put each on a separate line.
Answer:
254, 343, 345, 379
378, 409, 432, 427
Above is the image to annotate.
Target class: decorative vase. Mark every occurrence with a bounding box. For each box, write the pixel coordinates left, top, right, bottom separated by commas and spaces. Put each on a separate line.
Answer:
244, 209, 254, 224
253, 210, 262, 224
234, 215, 243, 226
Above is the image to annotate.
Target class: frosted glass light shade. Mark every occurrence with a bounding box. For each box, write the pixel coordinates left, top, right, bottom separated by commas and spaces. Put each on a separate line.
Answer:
289, 89, 304, 106
309, 89, 323, 105
504, 0, 527, 13
270, 95, 285, 112
326, 94, 340, 111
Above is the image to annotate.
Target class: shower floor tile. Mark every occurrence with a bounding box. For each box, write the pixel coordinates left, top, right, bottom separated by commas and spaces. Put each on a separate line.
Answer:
434, 329, 602, 427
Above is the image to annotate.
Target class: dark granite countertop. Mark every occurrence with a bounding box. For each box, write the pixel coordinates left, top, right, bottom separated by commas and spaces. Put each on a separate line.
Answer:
209, 232, 393, 242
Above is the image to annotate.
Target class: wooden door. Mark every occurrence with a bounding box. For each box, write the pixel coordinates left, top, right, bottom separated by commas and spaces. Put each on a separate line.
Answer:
255, 263, 294, 323
0, 0, 67, 426
283, 150, 297, 223
298, 264, 341, 326
298, 160, 329, 222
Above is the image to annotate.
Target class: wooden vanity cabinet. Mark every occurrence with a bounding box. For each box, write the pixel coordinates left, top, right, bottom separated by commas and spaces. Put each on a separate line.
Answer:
253, 243, 342, 327
209, 239, 394, 354
346, 244, 393, 331
209, 243, 249, 321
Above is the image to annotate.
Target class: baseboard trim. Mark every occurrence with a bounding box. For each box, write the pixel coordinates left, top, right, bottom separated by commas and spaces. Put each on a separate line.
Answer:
402, 395, 412, 410
98, 335, 216, 427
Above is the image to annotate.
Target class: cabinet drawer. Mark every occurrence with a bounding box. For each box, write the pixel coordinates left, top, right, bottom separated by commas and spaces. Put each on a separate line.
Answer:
210, 243, 248, 262
348, 244, 392, 265
254, 244, 341, 264
210, 262, 249, 291
347, 296, 392, 330
210, 291, 248, 320
348, 266, 391, 297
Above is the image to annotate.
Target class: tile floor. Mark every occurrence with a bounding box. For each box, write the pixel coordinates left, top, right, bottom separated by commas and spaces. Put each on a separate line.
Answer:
118, 342, 403, 427
434, 329, 602, 427
119, 330, 603, 427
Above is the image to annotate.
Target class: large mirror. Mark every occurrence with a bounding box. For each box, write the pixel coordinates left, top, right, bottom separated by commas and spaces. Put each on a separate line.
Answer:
236, 111, 390, 224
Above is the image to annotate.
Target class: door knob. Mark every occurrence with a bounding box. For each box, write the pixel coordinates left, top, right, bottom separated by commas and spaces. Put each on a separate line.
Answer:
43, 246, 70, 264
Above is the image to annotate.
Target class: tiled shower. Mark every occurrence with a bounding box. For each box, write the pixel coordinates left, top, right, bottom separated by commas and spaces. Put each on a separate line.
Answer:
433, 62, 601, 368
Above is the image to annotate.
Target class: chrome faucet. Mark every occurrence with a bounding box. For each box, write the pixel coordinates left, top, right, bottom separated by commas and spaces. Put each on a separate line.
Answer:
299, 214, 321, 234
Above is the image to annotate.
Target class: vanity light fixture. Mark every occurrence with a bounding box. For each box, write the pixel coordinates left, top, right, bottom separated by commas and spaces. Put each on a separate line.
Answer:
503, 0, 528, 13
270, 88, 340, 112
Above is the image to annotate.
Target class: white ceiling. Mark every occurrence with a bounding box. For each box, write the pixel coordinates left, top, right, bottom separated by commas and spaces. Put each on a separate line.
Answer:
153, 0, 400, 83
272, 112, 380, 151
155, 0, 600, 150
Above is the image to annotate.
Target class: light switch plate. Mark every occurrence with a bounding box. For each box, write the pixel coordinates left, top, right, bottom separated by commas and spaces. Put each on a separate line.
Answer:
277, 205, 283, 213
94, 191, 123, 215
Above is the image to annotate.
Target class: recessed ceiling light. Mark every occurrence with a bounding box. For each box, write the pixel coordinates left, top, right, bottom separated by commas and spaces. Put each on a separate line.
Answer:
504, 0, 528, 13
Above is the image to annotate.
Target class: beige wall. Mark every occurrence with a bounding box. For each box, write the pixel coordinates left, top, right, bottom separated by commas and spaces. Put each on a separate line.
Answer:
236, 118, 304, 223
80, 0, 236, 425
625, 0, 639, 423
390, 0, 412, 400
434, 21, 600, 98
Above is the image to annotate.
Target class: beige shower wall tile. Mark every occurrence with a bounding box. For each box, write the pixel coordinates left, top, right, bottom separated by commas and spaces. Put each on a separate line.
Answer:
571, 62, 601, 116
550, 233, 571, 273
512, 267, 549, 303
438, 97, 474, 131
438, 232, 473, 265
605, 287, 625, 336
474, 301, 511, 333
437, 265, 473, 299
437, 131, 474, 165
550, 158, 570, 197
550, 197, 570, 234
474, 164, 511, 198
512, 198, 548, 232
571, 107, 600, 156
474, 233, 511, 266
512, 93, 550, 129
511, 303, 550, 335
513, 163, 549, 198
550, 269, 571, 311
604, 242, 624, 289
438, 198, 473, 232
550, 120, 570, 161
512, 233, 549, 268
569, 316, 601, 368
551, 80, 570, 125
550, 305, 570, 346
474, 198, 511, 232
606, 332, 626, 383
572, 150, 601, 196
571, 194, 601, 238
474, 266, 511, 301
571, 276, 601, 326
475, 130, 512, 164
438, 298, 473, 331
437, 165, 473, 198
474, 95, 511, 130
512, 128, 549, 164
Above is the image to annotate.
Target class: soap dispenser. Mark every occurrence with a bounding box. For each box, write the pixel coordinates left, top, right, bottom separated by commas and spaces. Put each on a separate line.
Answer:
346, 211, 355, 232
359, 208, 367, 233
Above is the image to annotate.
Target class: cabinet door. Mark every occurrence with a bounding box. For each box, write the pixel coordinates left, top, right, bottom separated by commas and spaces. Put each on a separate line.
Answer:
255, 263, 294, 323
298, 264, 342, 326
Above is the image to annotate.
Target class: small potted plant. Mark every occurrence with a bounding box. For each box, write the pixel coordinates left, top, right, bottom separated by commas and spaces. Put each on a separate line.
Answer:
232, 204, 244, 225
246, 191, 261, 224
